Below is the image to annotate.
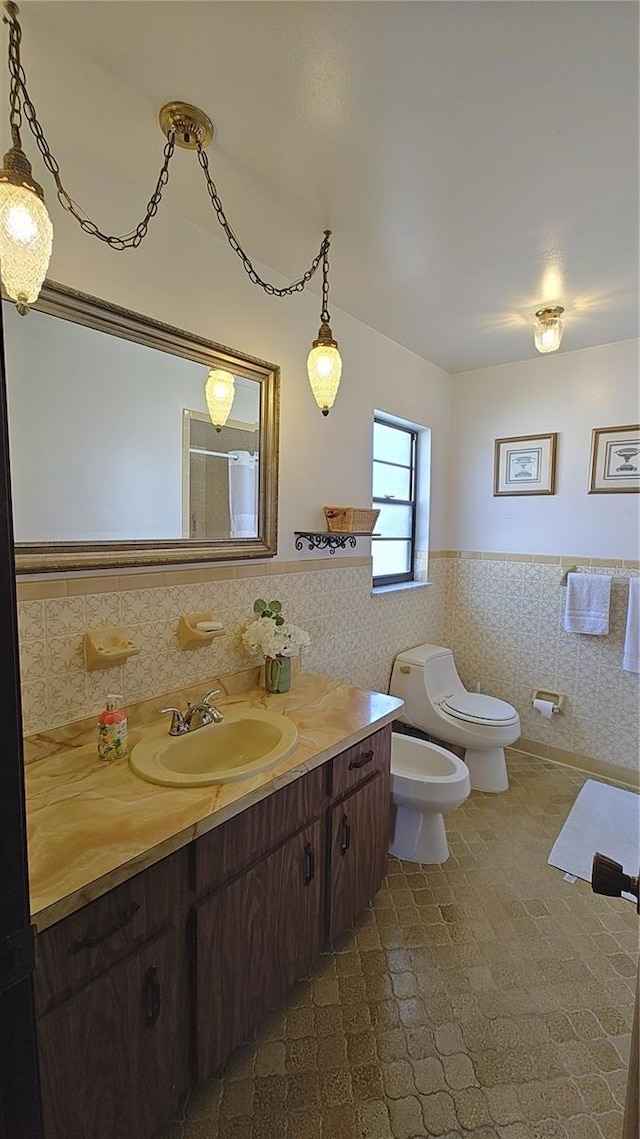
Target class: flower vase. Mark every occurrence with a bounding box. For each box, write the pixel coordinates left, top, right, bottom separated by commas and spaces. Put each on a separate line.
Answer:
264, 654, 291, 694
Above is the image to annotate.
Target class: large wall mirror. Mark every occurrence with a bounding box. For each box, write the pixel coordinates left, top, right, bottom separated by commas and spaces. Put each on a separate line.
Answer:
3, 282, 279, 572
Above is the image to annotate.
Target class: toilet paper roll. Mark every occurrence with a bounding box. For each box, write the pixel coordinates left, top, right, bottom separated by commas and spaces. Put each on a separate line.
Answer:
533, 698, 555, 720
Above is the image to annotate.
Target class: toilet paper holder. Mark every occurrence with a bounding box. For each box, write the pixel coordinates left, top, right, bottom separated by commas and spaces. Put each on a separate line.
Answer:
532, 689, 566, 715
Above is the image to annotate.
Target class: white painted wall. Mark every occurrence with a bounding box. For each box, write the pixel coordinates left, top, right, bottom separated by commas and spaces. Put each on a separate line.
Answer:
449, 340, 640, 558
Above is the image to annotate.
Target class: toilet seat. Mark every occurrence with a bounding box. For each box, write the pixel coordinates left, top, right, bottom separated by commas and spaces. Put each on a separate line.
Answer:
391, 739, 467, 783
440, 692, 518, 727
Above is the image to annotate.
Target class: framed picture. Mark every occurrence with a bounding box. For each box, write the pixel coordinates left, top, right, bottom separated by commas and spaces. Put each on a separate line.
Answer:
493, 432, 558, 496
589, 424, 640, 493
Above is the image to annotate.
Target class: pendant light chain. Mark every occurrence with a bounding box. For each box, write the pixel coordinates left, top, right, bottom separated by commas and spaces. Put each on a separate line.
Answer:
197, 142, 330, 298
320, 242, 331, 323
0, 1, 341, 412
3, 1, 176, 249
6, 7, 21, 149
3, 3, 331, 289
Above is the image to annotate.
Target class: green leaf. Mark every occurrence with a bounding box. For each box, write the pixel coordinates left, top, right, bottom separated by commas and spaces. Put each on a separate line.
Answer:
269, 600, 282, 612
275, 615, 285, 625
254, 599, 267, 614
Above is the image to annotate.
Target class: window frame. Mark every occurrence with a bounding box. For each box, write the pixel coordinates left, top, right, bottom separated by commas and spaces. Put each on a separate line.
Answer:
372, 417, 418, 588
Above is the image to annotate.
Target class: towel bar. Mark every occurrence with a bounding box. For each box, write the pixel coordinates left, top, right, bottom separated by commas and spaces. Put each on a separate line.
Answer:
561, 566, 629, 586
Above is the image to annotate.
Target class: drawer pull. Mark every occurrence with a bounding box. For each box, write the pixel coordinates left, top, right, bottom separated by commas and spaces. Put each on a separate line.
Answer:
69, 901, 141, 953
303, 842, 315, 886
340, 813, 351, 856
348, 749, 374, 771
143, 965, 161, 1025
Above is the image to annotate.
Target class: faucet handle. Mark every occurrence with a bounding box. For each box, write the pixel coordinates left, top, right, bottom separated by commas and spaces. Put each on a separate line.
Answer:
202, 689, 222, 707
161, 707, 186, 735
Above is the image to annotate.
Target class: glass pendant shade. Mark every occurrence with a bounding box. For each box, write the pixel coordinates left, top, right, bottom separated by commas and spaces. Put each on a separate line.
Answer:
205, 368, 235, 431
534, 306, 565, 354
0, 177, 53, 315
307, 323, 342, 416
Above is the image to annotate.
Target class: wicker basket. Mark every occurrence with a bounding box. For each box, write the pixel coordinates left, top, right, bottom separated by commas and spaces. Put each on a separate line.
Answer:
324, 506, 380, 533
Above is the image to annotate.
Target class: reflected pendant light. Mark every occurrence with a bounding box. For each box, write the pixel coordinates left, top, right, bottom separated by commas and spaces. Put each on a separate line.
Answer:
0, 145, 53, 315
534, 306, 565, 354
205, 368, 235, 431
307, 233, 342, 415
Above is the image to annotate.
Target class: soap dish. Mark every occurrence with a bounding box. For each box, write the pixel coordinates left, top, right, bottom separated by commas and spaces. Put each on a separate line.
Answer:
85, 626, 140, 671
179, 611, 225, 650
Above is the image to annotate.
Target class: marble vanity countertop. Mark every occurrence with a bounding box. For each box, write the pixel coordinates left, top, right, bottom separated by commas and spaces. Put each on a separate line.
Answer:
26, 674, 403, 931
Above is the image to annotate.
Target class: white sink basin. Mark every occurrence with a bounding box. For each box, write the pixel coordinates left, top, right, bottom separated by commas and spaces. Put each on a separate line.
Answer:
130, 708, 299, 787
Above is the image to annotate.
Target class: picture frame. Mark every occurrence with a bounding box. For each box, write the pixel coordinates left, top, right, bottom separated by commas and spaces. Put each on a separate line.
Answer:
589, 424, 640, 494
493, 432, 558, 496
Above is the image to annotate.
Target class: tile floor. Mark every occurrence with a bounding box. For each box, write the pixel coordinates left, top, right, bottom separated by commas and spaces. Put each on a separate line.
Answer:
158, 754, 638, 1139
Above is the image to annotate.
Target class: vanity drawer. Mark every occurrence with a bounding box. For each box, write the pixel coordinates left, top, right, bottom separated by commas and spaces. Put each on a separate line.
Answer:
330, 726, 391, 802
194, 766, 325, 895
34, 848, 188, 1015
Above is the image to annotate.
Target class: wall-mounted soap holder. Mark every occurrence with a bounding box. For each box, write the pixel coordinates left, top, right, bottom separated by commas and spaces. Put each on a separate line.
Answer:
85, 626, 140, 671
179, 611, 225, 650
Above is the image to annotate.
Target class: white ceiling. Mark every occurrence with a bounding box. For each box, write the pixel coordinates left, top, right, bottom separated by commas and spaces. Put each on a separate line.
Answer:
24, 1, 640, 373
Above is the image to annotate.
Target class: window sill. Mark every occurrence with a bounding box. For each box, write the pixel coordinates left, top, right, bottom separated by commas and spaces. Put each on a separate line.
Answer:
371, 580, 433, 596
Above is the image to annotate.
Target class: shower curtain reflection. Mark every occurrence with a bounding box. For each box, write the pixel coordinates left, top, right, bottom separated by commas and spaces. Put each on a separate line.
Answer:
228, 451, 259, 538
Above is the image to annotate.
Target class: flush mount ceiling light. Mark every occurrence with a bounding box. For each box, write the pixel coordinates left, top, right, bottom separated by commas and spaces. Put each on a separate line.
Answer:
534, 306, 565, 354
0, 3, 342, 416
205, 368, 235, 432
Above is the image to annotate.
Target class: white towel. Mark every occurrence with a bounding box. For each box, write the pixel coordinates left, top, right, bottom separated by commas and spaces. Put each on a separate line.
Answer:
623, 576, 640, 672
563, 572, 612, 635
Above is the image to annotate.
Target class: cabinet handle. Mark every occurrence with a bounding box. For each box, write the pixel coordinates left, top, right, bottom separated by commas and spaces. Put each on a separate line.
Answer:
143, 965, 161, 1025
69, 901, 141, 953
348, 749, 374, 771
303, 842, 315, 886
340, 813, 351, 856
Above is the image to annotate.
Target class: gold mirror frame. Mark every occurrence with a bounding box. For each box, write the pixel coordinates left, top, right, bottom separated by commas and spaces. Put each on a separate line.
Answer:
9, 281, 279, 573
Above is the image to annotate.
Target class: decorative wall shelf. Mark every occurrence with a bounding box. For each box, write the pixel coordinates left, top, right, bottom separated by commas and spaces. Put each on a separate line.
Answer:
294, 531, 378, 554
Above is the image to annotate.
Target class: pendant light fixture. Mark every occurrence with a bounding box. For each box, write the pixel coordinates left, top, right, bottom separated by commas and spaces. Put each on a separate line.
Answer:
0, 3, 341, 415
307, 235, 342, 415
534, 306, 565, 354
205, 368, 235, 432
0, 3, 52, 314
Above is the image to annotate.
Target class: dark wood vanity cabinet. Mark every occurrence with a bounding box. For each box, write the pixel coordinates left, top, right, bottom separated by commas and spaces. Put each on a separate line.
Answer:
34, 724, 391, 1139
37, 928, 188, 1139
34, 851, 189, 1139
328, 770, 390, 943
194, 818, 323, 1081
327, 726, 392, 942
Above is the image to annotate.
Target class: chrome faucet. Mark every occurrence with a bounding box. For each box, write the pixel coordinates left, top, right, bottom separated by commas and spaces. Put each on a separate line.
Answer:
161, 690, 224, 736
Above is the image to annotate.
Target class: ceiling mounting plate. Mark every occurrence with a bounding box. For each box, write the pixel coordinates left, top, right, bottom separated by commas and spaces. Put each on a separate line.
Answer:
158, 101, 214, 150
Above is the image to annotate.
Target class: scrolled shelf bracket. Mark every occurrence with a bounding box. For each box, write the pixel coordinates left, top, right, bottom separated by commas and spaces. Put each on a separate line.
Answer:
294, 532, 359, 555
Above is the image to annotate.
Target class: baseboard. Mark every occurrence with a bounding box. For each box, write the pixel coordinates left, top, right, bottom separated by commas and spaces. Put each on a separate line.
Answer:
510, 737, 640, 791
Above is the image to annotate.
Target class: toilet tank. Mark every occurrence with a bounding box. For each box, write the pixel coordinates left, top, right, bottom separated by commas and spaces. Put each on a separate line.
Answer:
389, 643, 464, 729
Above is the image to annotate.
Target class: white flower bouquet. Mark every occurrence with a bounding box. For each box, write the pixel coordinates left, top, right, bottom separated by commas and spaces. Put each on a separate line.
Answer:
242, 599, 310, 692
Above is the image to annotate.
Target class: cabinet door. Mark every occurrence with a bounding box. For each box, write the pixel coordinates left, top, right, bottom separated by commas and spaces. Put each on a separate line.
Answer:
194, 818, 322, 1082
328, 770, 390, 943
37, 928, 187, 1139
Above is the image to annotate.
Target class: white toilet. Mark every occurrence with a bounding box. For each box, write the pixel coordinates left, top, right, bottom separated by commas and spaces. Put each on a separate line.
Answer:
390, 732, 470, 863
389, 643, 520, 793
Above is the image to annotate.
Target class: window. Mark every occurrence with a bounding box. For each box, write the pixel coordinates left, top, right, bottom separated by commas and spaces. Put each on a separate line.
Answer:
372, 417, 418, 586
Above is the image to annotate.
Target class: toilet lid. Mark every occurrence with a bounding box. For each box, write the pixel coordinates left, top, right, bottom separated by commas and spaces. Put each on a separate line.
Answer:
440, 692, 518, 725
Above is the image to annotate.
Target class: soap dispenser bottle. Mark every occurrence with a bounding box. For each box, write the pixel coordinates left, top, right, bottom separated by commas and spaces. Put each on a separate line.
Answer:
98, 694, 128, 762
